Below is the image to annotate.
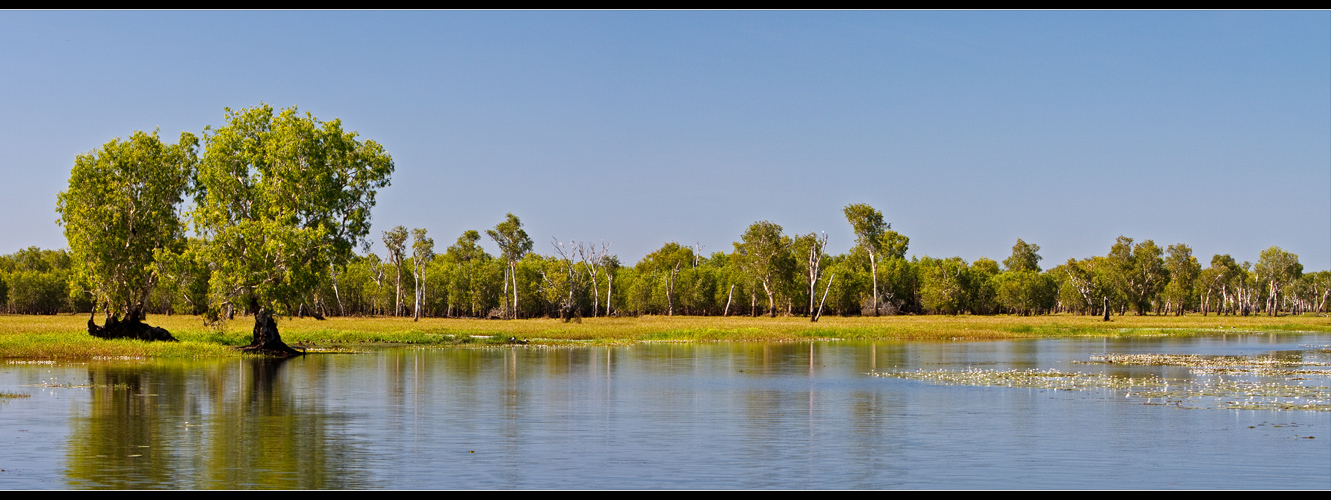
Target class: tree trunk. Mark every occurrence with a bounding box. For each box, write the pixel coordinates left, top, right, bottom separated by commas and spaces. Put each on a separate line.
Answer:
87, 308, 177, 342
812, 274, 834, 322
238, 308, 302, 358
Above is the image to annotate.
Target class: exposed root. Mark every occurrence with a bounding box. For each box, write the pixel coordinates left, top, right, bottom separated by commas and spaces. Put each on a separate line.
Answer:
87, 311, 177, 342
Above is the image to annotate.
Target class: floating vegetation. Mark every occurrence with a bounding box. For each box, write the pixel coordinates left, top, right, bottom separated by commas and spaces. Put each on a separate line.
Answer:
881, 367, 1167, 391
1077, 353, 1331, 377
875, 347, 1331, 412
1, 391, 30, 400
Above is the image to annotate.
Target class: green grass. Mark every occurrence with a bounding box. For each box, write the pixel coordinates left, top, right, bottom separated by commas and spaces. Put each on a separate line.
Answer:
1, 312, 1328, 360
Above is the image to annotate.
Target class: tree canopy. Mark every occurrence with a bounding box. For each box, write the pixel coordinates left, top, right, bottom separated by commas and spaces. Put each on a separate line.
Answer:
194, 104, 394, 354
57, 130, 196, 340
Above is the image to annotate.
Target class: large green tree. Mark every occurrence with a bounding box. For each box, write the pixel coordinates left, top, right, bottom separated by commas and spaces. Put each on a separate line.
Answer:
194, 104, 393, 356
57, 130, 196, 341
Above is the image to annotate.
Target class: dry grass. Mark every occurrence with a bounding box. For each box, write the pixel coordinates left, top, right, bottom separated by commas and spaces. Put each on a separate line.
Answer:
1, 312, 1328, 360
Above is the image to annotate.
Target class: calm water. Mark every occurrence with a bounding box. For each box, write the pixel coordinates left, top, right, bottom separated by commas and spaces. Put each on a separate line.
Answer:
1, 334, 1328, 489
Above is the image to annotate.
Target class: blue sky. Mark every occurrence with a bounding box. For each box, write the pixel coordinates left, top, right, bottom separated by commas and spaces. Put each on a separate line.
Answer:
3, 11, 1328, 270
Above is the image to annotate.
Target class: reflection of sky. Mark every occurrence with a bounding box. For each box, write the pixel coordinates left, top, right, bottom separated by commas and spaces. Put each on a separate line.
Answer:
4, 11, 1327, 271
0, 337, 1327, 489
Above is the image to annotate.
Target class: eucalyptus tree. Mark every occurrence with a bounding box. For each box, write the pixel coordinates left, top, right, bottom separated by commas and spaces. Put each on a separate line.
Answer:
994, 268, 1056, 315
793, 232, 830, 320
410, 228, 434, 321
1053, 257, 1109, 315
445, 230, 487, 263
1301, 270, 1331, 313
487, 214, 533, 319
736, 221, 792, 317
1162, 244, 1200, 315
1254, 246, 1302, 316
1003, 239, 1042, 273
577, 241, 611, 317
844, 204, 890, 315
1107, 236, 1168, 315
969, 257, 1000, 314
194, 104, 393, 356
639, 242, 694, 315
381, 226, 408, 317
57, 130, 197, 341
917, 257, 968, 315
601, 254, 621, 316
1197, 254, 1243, 315
550, 238, 585, 321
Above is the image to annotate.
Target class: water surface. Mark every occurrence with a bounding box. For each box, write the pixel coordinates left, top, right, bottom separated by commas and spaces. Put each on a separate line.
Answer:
1, 334, 1328, 489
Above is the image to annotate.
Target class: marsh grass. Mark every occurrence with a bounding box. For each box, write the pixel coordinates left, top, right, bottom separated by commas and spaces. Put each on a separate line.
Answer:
2, 312, 1328, 360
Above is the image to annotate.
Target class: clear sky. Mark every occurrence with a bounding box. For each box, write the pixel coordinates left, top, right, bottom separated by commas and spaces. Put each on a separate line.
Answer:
3, 11, 1328, 270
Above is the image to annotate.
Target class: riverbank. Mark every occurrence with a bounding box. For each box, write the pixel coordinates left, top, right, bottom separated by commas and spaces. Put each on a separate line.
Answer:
1, 313, 1328, 360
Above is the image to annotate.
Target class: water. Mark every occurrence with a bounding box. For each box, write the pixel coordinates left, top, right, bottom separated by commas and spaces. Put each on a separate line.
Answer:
1, 334, 1328, 489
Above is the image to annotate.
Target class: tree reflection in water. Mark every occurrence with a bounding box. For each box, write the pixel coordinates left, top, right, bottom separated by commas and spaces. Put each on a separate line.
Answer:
65, 357, 375, 489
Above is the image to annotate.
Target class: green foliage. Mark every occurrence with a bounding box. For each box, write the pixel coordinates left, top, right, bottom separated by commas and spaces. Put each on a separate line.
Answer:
1255, 246, 1302, 315
969, 257, 1001, 314
1107, 236, 1168, 315
1, 248, 78, 314
487, 213, 534, 318
917, 256, 968, 314
56, 130, 196, 319
1161, 244, 1200, 315
736, 221, 793, 317
994, 270, 1058, 315
1003, 239, 1042, 273
193, 104, 393, 319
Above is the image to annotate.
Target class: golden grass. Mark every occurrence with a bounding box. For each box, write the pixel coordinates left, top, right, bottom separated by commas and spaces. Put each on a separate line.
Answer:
1, 312, 1328, 360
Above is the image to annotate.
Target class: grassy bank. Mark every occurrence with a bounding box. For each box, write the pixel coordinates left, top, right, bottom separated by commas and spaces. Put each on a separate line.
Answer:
1, 312, 1329, 360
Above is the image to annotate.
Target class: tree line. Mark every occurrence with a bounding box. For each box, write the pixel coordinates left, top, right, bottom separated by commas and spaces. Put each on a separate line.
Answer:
32, 103, 1329, 337
12, 213, 1326, 320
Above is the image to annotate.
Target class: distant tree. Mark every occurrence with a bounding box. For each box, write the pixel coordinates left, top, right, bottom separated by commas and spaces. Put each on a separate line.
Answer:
844, 204, 894, 315
968, 257, 1000, 314
1003, 239, 1042, 273
549, 238, 587, 321
793, 232, 830, 321
381, 226, 408, 316
918, 257, 968, 315
602, 254, 622, 316
1162, 244, 1200, 315
639, 242, 694, 316
577, 241, 611, 317
994, 269, 1057, 315
1106, 236, 1168, 315
444, 230, 488, 263
194, 104, 393, 356
410, 228, 434, 321
736, 221, 792, 317
1254, 246, 1301, 316
487, 213, 533, 319
57, 130, 196, 341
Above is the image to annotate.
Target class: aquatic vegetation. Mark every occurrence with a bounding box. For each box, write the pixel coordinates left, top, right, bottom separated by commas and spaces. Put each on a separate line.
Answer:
1079, 353, 1331, 377
875, 347, 1331, 412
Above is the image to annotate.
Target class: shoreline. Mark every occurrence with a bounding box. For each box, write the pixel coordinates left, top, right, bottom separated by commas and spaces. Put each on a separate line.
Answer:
2, 313, 1328, 360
